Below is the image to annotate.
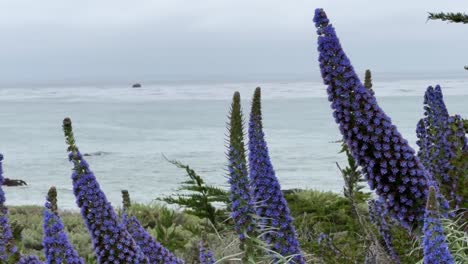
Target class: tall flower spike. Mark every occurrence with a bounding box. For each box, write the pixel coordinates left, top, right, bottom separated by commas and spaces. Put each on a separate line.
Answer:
368, 200, 400, 263
121, 190, 131, 211
314, 8, 431, 228
416, 85, 468, 209
0, 154, 19, 263
43, 186, 84, 264
417, 86, 448, 182
120, 190, 182, 263
121, 214, 183, 263
422, 186, 454, 264
248, 88, 305, 263
198, 241, 216, 264
364, 69, 374, 95
227, 92, 257, 254
62, 118, 148, 263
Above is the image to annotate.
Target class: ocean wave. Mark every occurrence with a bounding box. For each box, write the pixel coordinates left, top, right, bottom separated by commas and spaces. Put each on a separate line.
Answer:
0, 78, 467, 102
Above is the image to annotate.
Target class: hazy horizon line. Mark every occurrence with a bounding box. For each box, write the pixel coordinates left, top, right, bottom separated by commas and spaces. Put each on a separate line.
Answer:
0, 70, 467, 88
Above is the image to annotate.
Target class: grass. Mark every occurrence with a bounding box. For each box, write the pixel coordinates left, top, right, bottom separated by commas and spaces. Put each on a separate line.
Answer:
9, 205, 95, 263
8, 189, 465, 263
6, 189, 365, 262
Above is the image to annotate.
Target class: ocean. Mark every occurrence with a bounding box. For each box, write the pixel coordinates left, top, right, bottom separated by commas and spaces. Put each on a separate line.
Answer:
0, 77, 467, 210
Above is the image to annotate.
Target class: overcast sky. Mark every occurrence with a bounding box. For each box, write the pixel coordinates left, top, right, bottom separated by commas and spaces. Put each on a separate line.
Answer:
0, 1, 467, 85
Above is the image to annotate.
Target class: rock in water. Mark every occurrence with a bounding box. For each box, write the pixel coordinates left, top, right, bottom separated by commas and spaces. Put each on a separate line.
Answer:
132, 83, 142, 88
3, 178, 27, 186
83, 151, 108, 157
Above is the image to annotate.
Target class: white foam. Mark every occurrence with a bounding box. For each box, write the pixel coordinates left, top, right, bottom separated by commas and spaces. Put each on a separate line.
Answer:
0, 78, 467, 103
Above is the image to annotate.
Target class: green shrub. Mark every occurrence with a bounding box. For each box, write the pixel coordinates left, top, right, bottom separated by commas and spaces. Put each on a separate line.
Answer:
159, 158, 229, 228
284, 190, 365, 263
9, 206, 95, 262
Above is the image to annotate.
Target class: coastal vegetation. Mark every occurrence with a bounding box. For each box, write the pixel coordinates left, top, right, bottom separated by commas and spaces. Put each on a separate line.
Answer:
0, 8, 466, 264
427, 10, 468, 70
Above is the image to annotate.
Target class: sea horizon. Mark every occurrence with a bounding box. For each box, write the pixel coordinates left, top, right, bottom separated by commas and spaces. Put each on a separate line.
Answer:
1, 69, 467, 88
1, 75, 467, 210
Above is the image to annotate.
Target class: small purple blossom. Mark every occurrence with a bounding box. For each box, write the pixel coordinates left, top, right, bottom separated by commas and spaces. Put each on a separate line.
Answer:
314, 8, 430, 228
43, 186, 84, 264
317, 232, 328, 245
18, 255, 43, 264
198, 241, 216, 264
122, 214, 184, 264
316, 233, 340, 256
248, 88, 305, 263
422, 187, 454, 264
0, 154, 19, 262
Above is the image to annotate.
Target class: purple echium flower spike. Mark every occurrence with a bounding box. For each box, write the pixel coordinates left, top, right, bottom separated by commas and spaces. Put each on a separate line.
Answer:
416, 86, 468, 209
368, 200, 400, 263
18, 255, 43, 264
416, 86, 449, 188
416, 119, 431, 177
227, 92, 256, 246
122, 214, 184, 264
248, 88, 305, 263
0, 154, 19, 262
422, 186, 454, 264
314, 8, 430, 228
198, 241, 216, 264
43, 186, 84, 264
62, 118, 148, 264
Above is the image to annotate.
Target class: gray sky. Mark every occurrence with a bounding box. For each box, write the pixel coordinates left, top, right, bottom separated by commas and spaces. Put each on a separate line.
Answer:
0, 1, 467, 85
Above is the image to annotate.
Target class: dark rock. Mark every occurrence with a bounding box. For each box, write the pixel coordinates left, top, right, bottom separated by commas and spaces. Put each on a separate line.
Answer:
83, 151, 108, 157
3, 178, 27, 186
132, 83, 142, 88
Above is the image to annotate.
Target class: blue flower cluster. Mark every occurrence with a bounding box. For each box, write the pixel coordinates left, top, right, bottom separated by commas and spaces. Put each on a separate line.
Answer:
248, 88, 305, 263
227, 92, 256, 243
422, 187, 454, 264
18, 255, 43, 264
0, 154, 18, 262
198, 242, 216, 264
416, 86, 450, 189
416, 85, 468, 209
368, 199, 400, 263
43, 186, 84, 264
67, 150, 149, 263
314, 8, 430, 228
122, 214, 184, 264
416, 119, 431, 175
63, 117, 148, 263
